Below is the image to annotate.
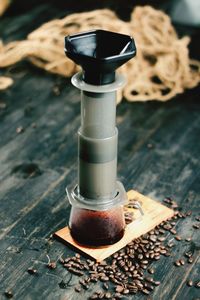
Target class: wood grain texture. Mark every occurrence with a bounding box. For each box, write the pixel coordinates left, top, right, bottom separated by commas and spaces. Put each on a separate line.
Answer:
0, 2, 200, 300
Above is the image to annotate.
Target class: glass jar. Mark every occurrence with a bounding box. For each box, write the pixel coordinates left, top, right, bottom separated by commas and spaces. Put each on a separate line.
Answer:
69, 204, 125, 246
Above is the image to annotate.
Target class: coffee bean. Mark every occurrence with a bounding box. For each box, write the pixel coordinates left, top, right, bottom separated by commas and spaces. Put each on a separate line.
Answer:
145, 277, 154, 283
153, 281, 161, 286
163, 223, 172, 230
149, 235, 157, 242
75, 253, 80, 259
160, 249, 167, 255
4, 290, 13, 298
193, 224, 200, 229
129, 287, 138, 294
167, 241, 175, 248
85, 276, 91, 283
142, 288, 150, 295
158, 237, 166, 242
164, 198, 172, 204
185, 251, 193, 258
27, 268, 37, 275
105, 292, 112, 299
90, 294, 98, 299
170, 229, 177, 235
115, 285, 124, 293
83, 284, 89, 290
148, 268, 155, 274
75, 286, 81, 292
90, 276, 98, 283
64, 257, 71, 263
16, 126, 24, 134
47, 261, 56, 269
185, 237, 192, 242
195, 216, 200, 222
187, 280, 193, 287
154, 255, 161, 261
146, 283, 154, 291
68, 267, 84, 276
100, 276, 109, 282
137, 254, 143, 260
180, 259, 185, 265
188, 257, 194, 264
195, 281, 200, 288
175, 235, 182, 241
98, 292, 105, 299
174, 260, 181, 267
103, 283, 109, 290
114, 292, 123, 298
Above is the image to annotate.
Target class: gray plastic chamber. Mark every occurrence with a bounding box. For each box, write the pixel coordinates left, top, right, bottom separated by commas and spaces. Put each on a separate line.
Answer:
65, 30, 136, 211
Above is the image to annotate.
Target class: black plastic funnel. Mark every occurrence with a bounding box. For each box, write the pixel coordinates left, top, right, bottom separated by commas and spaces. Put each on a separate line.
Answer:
65, 29, 136, 85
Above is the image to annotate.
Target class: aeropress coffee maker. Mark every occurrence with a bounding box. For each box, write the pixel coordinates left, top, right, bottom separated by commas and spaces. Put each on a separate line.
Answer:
65, 30, 136, 246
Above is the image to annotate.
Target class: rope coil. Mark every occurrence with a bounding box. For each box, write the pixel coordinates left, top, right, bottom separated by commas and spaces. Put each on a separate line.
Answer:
0, 6, 199, 101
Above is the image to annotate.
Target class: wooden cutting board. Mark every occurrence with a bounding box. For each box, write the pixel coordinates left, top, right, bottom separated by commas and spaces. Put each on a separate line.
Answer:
54, 190, 174, 262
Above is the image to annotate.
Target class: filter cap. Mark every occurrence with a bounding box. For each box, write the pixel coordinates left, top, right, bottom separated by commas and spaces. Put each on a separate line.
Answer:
65, 29, 136, 85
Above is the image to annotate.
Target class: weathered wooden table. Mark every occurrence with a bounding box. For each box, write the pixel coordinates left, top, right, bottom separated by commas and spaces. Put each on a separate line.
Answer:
0, 3, 199, 300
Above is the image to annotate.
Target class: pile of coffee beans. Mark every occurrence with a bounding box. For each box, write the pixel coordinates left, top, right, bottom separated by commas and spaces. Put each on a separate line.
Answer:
56, 198, 199, 299
5, 197, 198, 299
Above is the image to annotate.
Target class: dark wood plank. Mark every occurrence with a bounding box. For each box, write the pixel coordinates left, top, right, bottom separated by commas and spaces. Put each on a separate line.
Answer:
0, 2, 200, 300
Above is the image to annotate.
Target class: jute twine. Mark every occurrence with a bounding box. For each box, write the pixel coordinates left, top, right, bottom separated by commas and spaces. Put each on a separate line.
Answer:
0, 0, 10, 17
0, 6, 199, 101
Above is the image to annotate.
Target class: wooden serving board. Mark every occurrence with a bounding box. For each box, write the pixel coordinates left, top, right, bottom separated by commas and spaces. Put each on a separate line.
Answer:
54, 190, 174, 262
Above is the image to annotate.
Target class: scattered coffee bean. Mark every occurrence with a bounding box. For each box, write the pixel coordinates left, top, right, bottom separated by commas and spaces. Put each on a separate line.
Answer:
193, 224, 200, 229
68, 267, 83, 276
142, 288, 150, 295
174, 260, 181, 267
167, 242, 175, 248
103, 283, 109, 290
148, 268, 155, 274
123, 289, 130, 295
185, 251, 193, 258
188, 257, 194, 264
27, 268, 37, 275
153, 281, 161, 286
186, 211, 192, 216
195, 281, 200, 288
145, 277, 154, 283
56, 205, 196, 299
16, 126, 24, 134
90, 294, 98, 299
158, 237, 166, 242
195, 216, 200, 222
75, 285, 81, 292
47, 261, 56, 269
170, 229, 177, 235
187, 280, 193, 287
4, 290, 13, 298
175, 235, 182, 241
185, 237, 192, 242
75, 253, 81, 259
